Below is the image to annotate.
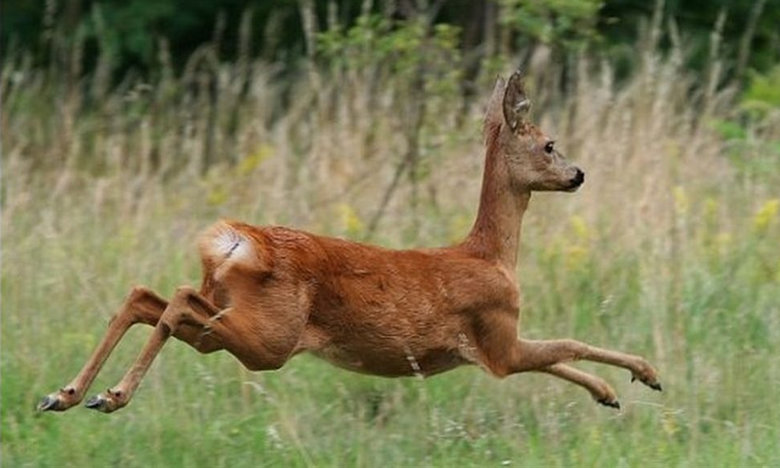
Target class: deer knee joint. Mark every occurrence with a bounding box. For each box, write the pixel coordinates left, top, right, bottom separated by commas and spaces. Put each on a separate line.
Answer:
166, 286, 198, 312
173, 285, 197, 299
158, 320, 175, 337
128, 285, 152, 301
570, 339, 591, 360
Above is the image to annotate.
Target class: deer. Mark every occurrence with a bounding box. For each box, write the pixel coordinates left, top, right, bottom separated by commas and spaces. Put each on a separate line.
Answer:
38, 71, 661, 414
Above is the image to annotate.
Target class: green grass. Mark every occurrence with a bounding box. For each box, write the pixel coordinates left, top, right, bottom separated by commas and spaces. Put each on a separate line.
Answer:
3, 39, 780, 466
3, 157, 779, 467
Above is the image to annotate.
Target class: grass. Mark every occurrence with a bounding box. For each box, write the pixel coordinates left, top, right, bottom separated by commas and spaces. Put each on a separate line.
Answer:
3, 29, 780, 467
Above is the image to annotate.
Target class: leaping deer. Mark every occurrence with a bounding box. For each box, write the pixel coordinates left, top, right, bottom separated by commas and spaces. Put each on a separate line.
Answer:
39, 72, 661, 414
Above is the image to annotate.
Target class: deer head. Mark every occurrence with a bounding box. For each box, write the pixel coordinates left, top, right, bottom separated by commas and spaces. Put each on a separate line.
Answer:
485, 72, 584, 193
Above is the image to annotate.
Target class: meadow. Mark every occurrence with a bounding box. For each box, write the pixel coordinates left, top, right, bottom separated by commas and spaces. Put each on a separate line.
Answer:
2, 24, 780, 467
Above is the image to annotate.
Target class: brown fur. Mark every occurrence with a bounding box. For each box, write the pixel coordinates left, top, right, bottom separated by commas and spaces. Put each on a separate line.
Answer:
39, 72, 660, 414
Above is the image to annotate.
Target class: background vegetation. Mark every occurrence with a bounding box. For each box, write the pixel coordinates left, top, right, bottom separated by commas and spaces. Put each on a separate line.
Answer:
2, 0, 780, 466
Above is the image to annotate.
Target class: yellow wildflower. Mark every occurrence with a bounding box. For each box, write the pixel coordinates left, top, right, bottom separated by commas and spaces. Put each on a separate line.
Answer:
570, 215, 590, 241
207, 186, 228, 206
237, 144, 273, 175
564, 245, 589, 271
753, 198, 779, 233
661, 411, 680, 437
673, 186, 689, 216
338, 203, 364, 237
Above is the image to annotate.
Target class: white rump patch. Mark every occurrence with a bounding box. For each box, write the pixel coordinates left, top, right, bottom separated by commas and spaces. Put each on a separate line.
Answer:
199, 221, 262, 280
212, 228, 250, 261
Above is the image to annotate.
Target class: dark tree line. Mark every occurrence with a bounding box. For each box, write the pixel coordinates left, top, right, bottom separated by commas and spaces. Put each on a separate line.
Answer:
2, 0, 778, 81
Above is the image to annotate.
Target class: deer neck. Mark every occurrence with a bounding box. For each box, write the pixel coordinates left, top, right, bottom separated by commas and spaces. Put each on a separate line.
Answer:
463, 139, 530, 270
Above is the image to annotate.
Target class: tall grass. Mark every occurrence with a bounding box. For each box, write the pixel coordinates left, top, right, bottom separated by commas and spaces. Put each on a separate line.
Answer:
2, 18, 780, 467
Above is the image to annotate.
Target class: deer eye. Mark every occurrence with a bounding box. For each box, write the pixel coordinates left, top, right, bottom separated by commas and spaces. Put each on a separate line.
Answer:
544, 141, 555, 154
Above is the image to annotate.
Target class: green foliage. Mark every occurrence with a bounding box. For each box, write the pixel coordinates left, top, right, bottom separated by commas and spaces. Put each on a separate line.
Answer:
741, 65, 780, 117
316, 14, 462, 88
3, 0, 779, 82
1, 0, 305, 75
710, 65, 780, 183
318, 15, 422, 73
500, 0, 603, 51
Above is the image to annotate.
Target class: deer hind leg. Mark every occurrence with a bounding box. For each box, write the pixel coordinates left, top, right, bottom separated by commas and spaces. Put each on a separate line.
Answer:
83, 283, 307, 413
81, 285, 229, 413
194, 284, 311, 372
38, 286, 223, 412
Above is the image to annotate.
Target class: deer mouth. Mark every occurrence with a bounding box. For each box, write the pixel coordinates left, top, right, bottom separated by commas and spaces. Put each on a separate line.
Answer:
565, 169, 585, 191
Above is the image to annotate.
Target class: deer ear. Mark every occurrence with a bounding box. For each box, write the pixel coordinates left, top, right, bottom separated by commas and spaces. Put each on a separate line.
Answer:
483, 76, 507, 143
502, 71, 530, 132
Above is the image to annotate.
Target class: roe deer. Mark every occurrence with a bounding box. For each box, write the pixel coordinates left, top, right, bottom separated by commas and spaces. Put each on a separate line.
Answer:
39, 71, 661, 414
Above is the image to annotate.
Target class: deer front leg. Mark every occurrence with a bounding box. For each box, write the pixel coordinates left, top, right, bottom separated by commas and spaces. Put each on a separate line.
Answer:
538, 364, 620, 409
494, 339, 660, 409
515, 338, 662, 391
38, 286, 168, 412
475, 312, 661, 408
83, 286, 215, 413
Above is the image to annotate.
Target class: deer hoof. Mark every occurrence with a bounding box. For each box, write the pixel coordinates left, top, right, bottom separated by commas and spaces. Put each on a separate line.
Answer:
85, 394, 117, 413
38, 387, 80, 412
37, 394, 62, 412
85, 394, 106, 410
597, 398, 621, 410
631, 374, 663, 392
85, 389, 127, 413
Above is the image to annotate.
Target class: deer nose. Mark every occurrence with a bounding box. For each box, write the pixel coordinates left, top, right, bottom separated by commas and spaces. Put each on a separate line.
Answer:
569, 168, 585, 188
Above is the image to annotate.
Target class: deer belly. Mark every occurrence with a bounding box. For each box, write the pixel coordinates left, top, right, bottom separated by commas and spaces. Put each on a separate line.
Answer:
311, 342, 468, 378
